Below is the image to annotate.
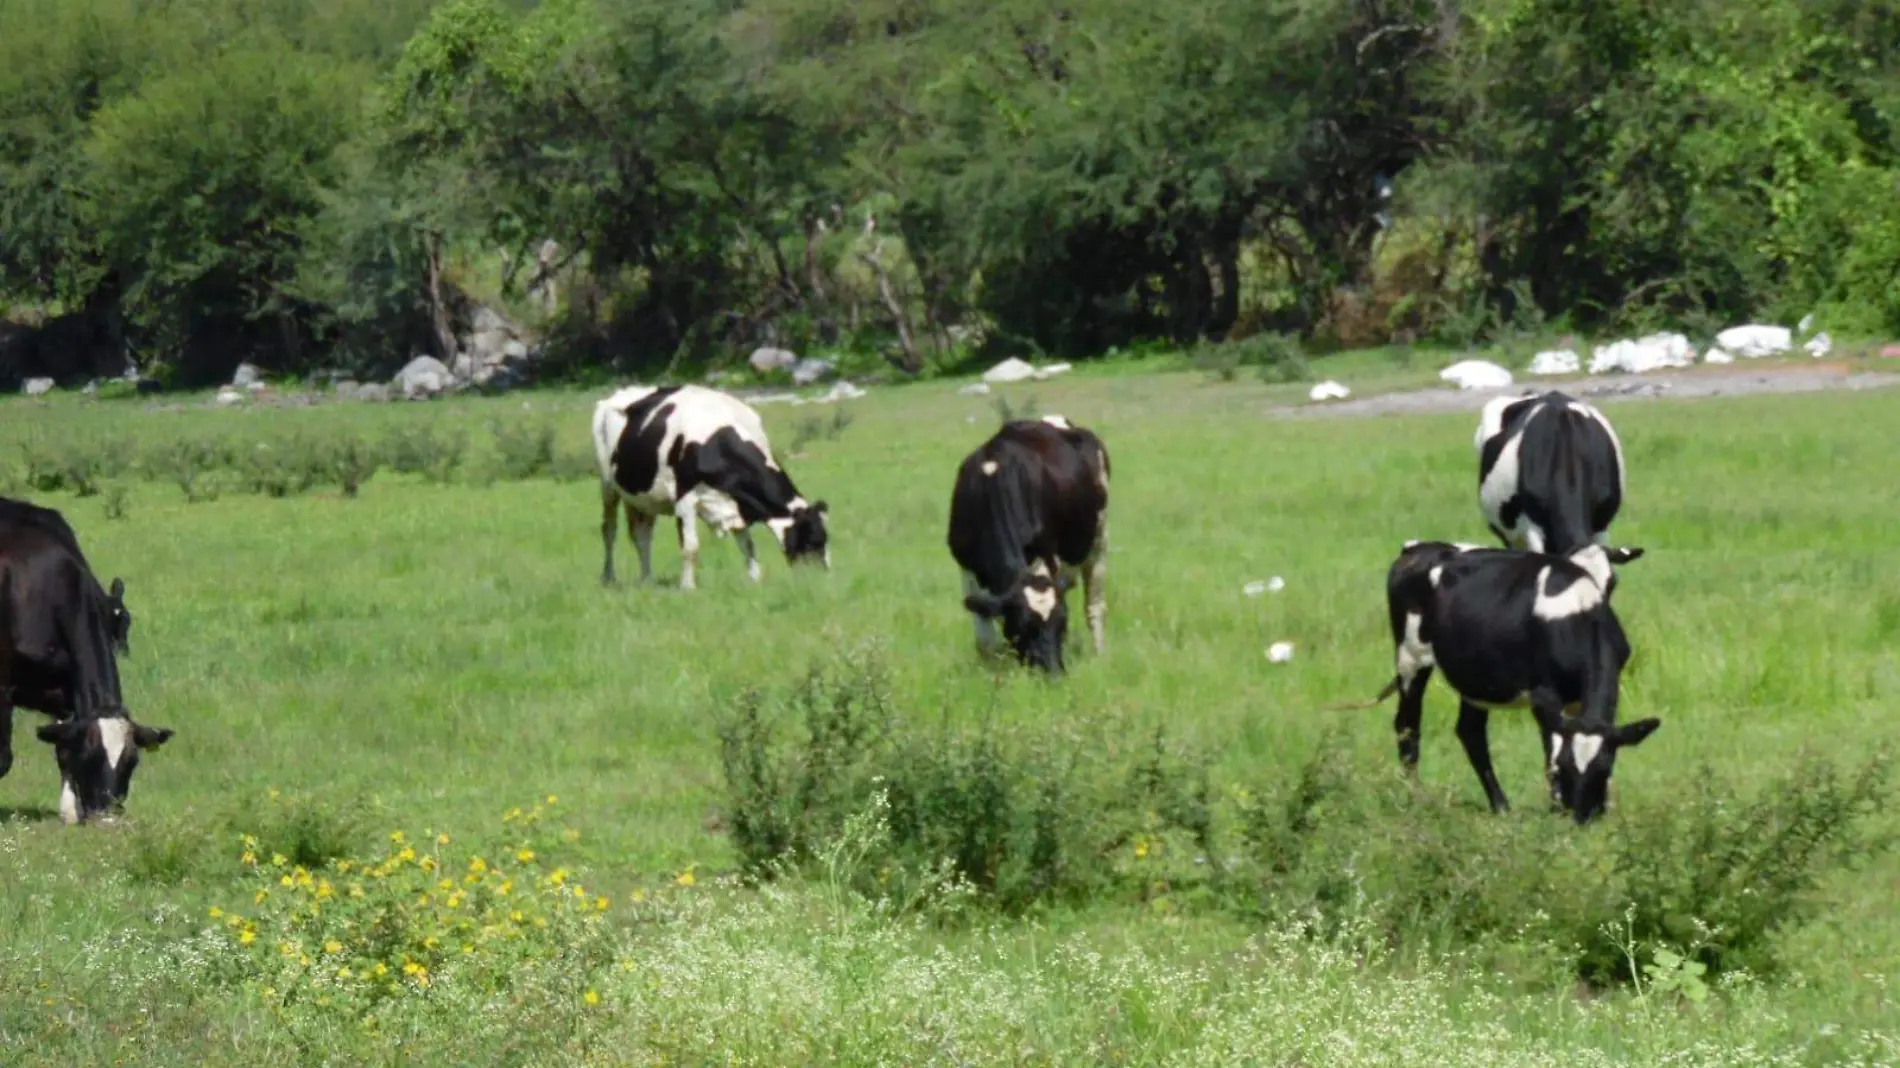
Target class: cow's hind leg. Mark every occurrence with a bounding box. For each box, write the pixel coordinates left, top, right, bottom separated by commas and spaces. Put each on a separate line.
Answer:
599, 484, 620, 586
1531, 696, 1565, 809
629, 505, 656, 583
736, 529, 762, 583
1455, 700, 1511, 813
1393, 666, 1432, 773
962, 571, 999, 655
1081, 533, 1107, 656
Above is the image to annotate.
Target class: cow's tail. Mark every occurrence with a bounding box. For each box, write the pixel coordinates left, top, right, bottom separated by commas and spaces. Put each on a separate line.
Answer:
1324, 675, 1401, 712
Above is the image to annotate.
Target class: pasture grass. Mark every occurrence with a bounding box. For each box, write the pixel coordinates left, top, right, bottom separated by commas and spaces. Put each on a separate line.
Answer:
1, 364, 1897, 1063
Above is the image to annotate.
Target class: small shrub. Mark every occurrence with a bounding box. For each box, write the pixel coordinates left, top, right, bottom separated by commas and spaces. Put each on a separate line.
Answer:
490, 419, 557, 480
1189, 333, 1311, 385
239, 440, 322, 498
101, 482, 130, 520
325, 435, 383, 498
19, 437, 105, 496
152, 438, 232, 503
385, 424, 466, 483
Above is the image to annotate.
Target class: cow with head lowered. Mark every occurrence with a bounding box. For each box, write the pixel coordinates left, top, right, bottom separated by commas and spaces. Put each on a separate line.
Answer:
1360, 538, 1658, 824
1, 509, 173, 824
594, 385, 830, 590
1476, 391, 1627, 557
947, 416, 1109, 677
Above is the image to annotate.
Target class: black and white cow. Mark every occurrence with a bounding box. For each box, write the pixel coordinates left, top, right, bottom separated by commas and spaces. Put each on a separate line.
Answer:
593, 385, 830, 590
1476, 391, 1627, 557
1, 523, 173, 823
1370, 538, 1659, 823
946, 416, 1109, 677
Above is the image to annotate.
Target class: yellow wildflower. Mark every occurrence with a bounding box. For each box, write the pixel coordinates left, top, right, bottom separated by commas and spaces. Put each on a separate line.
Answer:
675, 867, 697, 888
207, 907, 224, 919
336, 860, 352, 873
390, 831, 406, 844
595, 896, 610, 912
515, 849, 535, 863
324, 940, 343, 954
545, 795, 558, 806
1134, 840, 1149, 859
583, 990, 600, 1006
402, 961, 422, 976
279, 875, 293, 887
267, 787, 280, 801
337, 967, 353, 980
397, 847, 417, 863
437, 878, 454, 892
499, 880, 514, 896
271, 853, 288, 868
240, 851, 257, 866
510, 910, 525, 924
239, 930, 257, 946
374, 963, 389, 977
550, 869, 567, 886
447, 893, 464, 909
315, 880, 334, 900
254, 890, 269, 905
437, 832, 450, 846
468, 856, 488, 874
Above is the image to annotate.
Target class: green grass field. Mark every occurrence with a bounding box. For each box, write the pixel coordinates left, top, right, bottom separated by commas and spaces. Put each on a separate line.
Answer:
1, 366, 1896, 1065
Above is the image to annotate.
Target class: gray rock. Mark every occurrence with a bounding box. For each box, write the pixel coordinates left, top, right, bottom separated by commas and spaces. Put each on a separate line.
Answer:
394, 355, 455, 400
451, 352, 479, 379
957, 382, 992, 396
982, 358, 1035, 384
791, 357, 836, 386
23, 377, 54, 396
81, 379, 99, 395
471, 305, 510, 335
502, 339, 529, 361
245, 379, 267, 392
231, 362, 263, 387
354, 382, 391, 403
749, 346, 798, 373
333, 380, 361, 396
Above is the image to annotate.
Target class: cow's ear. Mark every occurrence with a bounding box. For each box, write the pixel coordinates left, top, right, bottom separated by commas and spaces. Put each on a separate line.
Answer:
37, 720, 81, 746
1606, 546, 1645, 566
110, 577, 126, 599
811, 500, 828, 514
1612, 718, 1661, 748
133, 725, 174, 751
963, 592, 1006, 619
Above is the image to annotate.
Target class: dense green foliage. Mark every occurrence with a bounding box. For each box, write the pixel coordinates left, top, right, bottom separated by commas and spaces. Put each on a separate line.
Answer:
4, 0, 1900, 381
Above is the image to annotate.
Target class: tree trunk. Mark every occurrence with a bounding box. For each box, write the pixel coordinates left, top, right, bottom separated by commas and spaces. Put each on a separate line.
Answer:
858, 241, 921, 374
425, 233, 457, 361
803, 216, 828, 303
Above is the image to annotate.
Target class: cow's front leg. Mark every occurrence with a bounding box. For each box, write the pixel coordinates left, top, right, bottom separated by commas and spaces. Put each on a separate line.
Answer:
1081, 537, 1107, 656
1531, 697, 1565, 809
736, 529, 762, 583
674, 502, 701, 591
0, 695, 13, 780
962, 571, 1000, 654
629, 507, 656, 583
1455, 700, 1511, 813
599, 484, 621, 586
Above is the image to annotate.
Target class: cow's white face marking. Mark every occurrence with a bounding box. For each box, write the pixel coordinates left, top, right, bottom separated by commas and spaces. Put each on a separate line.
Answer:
765, 516, 795, 547
1028, 559, 1053, 579
981, 460, 999, 476
1428, 566, 1444, 588
59, 780, 78, 825
1397, 612, 1434, 684
1042, 414, 1071, 429
1568, 545, 1614, 591
1570, 732, 1605, 772
1532, 565, 1604, 619
99, 718, 132, 771
1023, 584, 1058, 620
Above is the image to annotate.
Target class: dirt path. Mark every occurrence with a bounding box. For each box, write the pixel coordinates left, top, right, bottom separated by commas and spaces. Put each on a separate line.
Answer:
1274, 361, 1900, 420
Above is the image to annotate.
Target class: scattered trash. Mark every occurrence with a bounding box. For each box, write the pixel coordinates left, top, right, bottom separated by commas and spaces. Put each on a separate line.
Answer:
982, 358, 1036, 384
1588, 332, 1695, 374
22, 377, 54, 396
1242, 576, 1286, 597
1798, 313, 1816, 335
1526, 349, 1580, 376
1031, 362, 1073, 381
957, 382, 992, 396
1804, 331, 1833, 358
1702, 347, 1735, 364
1266, 641, 1296, 663
1713, 324, 1791, 359
1439, 359, 1514, 390
812, 380, 865, 403
1308, 380, 1351, 401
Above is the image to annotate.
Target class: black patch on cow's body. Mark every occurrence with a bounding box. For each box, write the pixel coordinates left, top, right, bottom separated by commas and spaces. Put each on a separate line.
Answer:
1382, 540, 1651, 823
672, 427, 805, 525
606, 387, 683, 499
1478, 391, 1624, 556
1, 495, 132, 656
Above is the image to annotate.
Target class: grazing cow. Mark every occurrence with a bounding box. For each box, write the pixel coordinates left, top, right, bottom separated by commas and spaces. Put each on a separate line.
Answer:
0, 496, 132, 655
593, 385, 830, 590
1367, 538, 1659, 823
1475, 391, 1627, 556
1, 526, 173, 822
947, 415, 1109, 676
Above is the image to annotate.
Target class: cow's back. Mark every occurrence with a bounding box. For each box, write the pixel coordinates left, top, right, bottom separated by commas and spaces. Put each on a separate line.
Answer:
948, 420, 1107, 585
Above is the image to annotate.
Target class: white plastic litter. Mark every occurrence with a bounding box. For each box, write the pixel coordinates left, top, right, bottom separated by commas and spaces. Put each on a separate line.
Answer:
1439, 359, 1515, 390
1588, 332, 1695, 374
1804, 331, 1833, 358
982, 358, 1036, 384
957, 382, 992, 396
1712, 324, 1791, 359
1308, 380, 1351, 401
1702, 347, 1735, 364
1526, 349, 1580, 376
1242, 576, 1286, 598
1030, 362, 1073, 381
1266, 641, 1296, 663
1798, 313, 1816, 335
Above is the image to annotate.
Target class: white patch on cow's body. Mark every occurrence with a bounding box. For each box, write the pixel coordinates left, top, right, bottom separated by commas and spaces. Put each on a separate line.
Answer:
1028, 559, 1053, 579
1532, 565, 1605, 620
1396, 612, 1434, 685
1403, 538, 1420, 549
1428, 566, 1444, 588
1569, 732, 1605, 772
1567, 545, 1614, 591
99, 718, 132, 771
1041, 414, 1071, 429
59, 780, 78, 825
1024, 584, 1058, 620
1477, 402, 1545, 550
765, 516, 795, 547
1474, 393, 1522, 451
980, 460, 999, 475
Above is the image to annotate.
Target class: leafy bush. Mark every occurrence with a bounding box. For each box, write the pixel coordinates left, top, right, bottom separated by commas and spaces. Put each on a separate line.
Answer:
488, 419, 556, 480
384, 424, 466, 483
151, 437, 234, 503
323, 434, 383, 497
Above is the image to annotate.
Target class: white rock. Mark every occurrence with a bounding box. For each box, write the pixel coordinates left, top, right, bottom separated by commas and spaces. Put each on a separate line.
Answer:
1439, 359, 1515, 390
23, 377, 54, 396
791, 357, 837, 386
231, 362, 263, 387
1712, 324, 1791, 359
957, 382, 992, 396
1804, 331, 1833, 358
245, 380, 266, 392
1030, 362, 1073, 381
1242, 576, 1287, 597
1588, 332, 1695, 374
815, 380, 865, 403
749, 346, 798, 373
982, 357, 1036, 384
502, 339, 529, 361
1526, 349, 1580, 376
215, 387, 244, 406
1702, 347, 1735, 364
393, 355, 455, 400
1308, 380, 1351, 401
749, 392, 800, 406
1266, 641, 1297, 663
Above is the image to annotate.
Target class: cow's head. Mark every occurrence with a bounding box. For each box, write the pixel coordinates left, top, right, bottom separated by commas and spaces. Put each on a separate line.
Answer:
1547, 718, 1660, 823
104, 577, 132, 655
964, 569, 1067, 676
1571, 544, 1644, 600
777, 501, 830, 570
37, 715, 174, 825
